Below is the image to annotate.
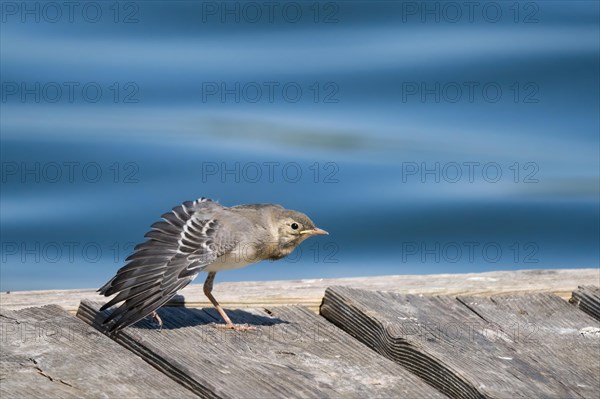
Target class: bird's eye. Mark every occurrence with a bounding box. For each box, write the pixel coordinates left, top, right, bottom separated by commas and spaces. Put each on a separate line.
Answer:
291, 223, 299, 230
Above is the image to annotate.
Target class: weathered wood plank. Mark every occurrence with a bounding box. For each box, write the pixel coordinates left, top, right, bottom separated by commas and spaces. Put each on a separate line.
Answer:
0, 305, 198, 398
457, 293, 600, 398
1, 268, 595, 313
321, 286, 595, 398
570, 285, 600, 321
77, 300, 447, 399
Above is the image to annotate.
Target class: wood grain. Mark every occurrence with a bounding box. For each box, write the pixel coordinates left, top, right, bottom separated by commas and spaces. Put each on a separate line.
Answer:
570, 285, 600, 321
77, 300, 447, 399
1, 268, 595, 313
0, 305, 197, 398
321, 286, 599, 398
457, 293, 600, 398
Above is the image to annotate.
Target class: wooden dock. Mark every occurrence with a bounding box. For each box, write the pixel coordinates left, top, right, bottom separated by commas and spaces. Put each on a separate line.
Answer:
1, 268, 599, 398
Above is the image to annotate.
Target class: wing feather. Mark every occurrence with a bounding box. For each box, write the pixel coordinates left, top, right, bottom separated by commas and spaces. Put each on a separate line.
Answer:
98, 198, 234, 333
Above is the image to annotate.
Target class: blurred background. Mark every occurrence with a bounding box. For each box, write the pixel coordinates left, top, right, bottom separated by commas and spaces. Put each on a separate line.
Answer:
1, 1, 598, 291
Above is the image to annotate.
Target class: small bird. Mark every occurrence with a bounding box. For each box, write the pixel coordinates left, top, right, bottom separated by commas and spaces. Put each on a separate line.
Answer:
98, 198, 328, 333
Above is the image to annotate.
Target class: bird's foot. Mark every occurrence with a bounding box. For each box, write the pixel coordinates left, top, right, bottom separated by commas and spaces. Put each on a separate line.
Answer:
213, 323, 257, 331
150, 311, 163, 330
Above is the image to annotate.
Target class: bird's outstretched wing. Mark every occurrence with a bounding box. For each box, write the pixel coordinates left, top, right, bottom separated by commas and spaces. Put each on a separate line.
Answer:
98, 198, 231, 333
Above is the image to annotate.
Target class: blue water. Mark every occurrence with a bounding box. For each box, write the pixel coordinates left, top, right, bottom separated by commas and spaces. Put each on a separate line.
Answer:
1, 1, 599, 291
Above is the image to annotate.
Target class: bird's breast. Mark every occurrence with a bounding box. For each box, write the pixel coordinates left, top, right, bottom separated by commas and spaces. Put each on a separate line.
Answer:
202, 245, 261, 272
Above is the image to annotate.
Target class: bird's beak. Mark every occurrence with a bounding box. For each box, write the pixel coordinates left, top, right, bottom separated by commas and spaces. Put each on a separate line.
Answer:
301, 227, 329, 236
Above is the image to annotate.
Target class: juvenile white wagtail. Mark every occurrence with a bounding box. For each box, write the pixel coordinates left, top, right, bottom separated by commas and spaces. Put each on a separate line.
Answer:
99, 198, 328, 333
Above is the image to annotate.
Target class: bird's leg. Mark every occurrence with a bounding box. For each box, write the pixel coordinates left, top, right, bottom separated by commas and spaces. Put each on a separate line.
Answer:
150, 311, 163, 330
203, 272, 235, 327
203, 272, 255, 331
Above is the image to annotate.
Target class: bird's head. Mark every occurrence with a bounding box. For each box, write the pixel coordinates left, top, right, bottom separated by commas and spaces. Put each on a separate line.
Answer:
268, 208, 328, 260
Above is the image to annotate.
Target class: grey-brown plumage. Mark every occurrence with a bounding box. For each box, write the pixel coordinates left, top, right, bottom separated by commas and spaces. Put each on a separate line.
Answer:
98, 197, 327, 333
